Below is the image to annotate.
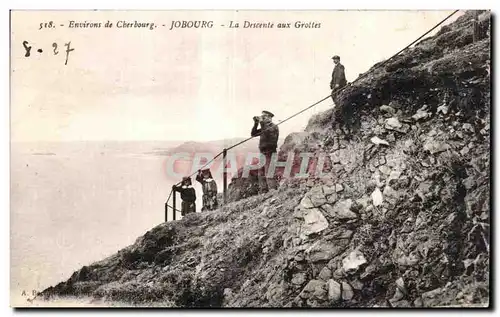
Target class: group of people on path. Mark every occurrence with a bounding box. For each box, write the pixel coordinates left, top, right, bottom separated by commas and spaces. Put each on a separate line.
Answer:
173, 168, 219, 216
171, 55, 347, 217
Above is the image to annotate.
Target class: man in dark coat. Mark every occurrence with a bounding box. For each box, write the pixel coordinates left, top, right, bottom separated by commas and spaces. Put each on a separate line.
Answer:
330, 55, 347, 101
329, 55, 352, 138
173, 176, 196, 215
251, 110, 279, 193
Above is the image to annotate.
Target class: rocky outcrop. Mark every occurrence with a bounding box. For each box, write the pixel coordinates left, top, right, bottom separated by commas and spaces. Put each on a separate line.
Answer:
39, 11, 490, 308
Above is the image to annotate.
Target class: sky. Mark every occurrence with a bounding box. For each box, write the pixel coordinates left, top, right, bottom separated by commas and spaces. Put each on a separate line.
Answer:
10, 10, 462, 142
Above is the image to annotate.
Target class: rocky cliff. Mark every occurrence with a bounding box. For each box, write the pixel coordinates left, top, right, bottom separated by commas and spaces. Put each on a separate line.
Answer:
40, 11, 491, 308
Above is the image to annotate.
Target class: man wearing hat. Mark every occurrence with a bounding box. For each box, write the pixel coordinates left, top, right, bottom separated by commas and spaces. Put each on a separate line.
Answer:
173, 176, 197, 215
330, 55, 347, 95
251, 110, 280, 193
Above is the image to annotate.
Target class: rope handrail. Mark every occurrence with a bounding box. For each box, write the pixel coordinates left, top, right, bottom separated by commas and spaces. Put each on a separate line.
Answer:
165, 10, 460, 215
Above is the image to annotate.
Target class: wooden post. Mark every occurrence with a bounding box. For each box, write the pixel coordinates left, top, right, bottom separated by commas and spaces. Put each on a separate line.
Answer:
172, 186, 177, 221
223, 148, 227, 204
164, 202, 168, 222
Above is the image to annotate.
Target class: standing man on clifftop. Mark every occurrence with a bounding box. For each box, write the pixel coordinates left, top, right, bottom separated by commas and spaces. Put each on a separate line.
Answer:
330, 55, 347, 101
251, 110, 280, 193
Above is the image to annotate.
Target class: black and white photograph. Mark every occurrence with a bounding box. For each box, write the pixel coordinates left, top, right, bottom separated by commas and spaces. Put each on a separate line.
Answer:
8, 8, 491, 308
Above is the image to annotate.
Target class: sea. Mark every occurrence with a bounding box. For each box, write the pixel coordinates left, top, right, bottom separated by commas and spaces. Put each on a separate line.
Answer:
10, 141, 199, 306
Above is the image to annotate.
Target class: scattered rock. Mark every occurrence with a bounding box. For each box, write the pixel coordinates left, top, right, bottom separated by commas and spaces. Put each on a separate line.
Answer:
463, 177, 476, 190
329, 229, 354, 240
385, 117, 402, 130
444, 212, 457, 226
342, 249, 367, 273
380, 104, 396, 115
387, 170, 402, 184
463, 123, 474, 133
318, 267, 332, 281
421, 160, 431, 167
341, 282, 354, 301
371, 188, 384, 206
293, 208, 305, 219
301, 208, 329, 236
295, 253, 305, 262
300, 280, 327, 300
300, 195, 315, 209
391, 299, 411, 307
412, 105, 431, 121
349, 278, 364, 290
396, 277, 407, 294
379, 165, 392, 175
421, 288, 443, 306
428, 129, 438, 137
423, 139, 450, 154
223, 288, 233, 300
383, 185, 399, 203
258, 234, 267, 242
414, 297, 423, 307
360, 264, 377, 281
322, 185, 336, 196
260, 207, 270, 216
372, 173, 385, 188
326, 192, 338, 204
327, 279, 342, 302
365, 205, 373, 214
325, 199, 357, 220
307, 241, 346, 262
291, 272, 307, 286
332, 155, 341, 164
335, 184, 344, 193
370, 136, 390, 146
403, 139, 415, 153
437, 104, 449, 115
355, 196, 370, 209
460, 146, 470, 156
397, 252, 420, 267
309, 187, 327, 207
415, 181, 433, 202
378, 156, 387, 165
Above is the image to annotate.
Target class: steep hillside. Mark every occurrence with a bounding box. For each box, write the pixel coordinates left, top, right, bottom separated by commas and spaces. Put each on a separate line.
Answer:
39, 11, 490, 307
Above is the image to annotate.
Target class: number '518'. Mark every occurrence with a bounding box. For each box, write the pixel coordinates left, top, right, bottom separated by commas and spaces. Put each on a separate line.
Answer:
39, 21, 54, 30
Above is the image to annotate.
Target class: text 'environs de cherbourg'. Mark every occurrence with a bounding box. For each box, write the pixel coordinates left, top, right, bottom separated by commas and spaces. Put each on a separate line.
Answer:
67, 20, 322, 31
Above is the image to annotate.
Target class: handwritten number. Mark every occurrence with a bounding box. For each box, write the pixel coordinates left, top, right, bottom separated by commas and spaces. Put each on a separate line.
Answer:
23, 40, 74, 64
22, 41, 32, 57
64, 41, 74, 65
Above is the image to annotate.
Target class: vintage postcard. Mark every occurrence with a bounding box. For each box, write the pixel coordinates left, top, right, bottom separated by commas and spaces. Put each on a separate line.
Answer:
10, 9, 490, 308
